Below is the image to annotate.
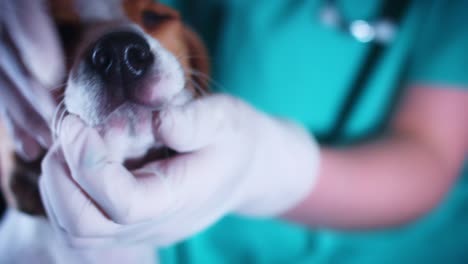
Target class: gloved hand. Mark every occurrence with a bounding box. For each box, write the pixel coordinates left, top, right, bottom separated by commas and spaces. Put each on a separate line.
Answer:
0, 0, 64, 160
39, 94, 321, 247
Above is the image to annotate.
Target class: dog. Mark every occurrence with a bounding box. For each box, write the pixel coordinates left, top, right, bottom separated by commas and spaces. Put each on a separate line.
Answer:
0, 0, 209, 263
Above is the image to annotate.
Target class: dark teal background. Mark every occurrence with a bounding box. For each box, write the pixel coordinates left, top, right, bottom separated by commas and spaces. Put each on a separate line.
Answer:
158, 0, 468, 263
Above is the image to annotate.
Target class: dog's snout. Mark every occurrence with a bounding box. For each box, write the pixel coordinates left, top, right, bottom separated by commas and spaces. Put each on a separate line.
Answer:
88, 31, 154, 84
70, 25, 188, 122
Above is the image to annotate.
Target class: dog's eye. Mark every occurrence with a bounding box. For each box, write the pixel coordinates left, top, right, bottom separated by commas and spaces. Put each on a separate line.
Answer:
142, 10, 174, 28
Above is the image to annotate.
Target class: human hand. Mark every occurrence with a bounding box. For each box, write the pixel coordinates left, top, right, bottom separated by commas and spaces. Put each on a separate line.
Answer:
39, 94, 320, 247
0, 0, 64, 160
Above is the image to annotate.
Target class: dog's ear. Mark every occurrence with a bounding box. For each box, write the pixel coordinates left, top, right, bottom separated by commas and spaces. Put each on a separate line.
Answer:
48, 0, 80, 23
123, 0, 210, 95
183, 28, 210, 95
0, 119, 45, 216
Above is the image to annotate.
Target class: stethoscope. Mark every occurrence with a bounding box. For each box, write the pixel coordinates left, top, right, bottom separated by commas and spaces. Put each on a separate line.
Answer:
319, 0, 398, 45
315, 0, 410, 145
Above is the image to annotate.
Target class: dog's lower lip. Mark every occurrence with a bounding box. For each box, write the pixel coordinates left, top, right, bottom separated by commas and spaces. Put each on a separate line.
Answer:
123, 146, 176, 170
129, 92, 166, 109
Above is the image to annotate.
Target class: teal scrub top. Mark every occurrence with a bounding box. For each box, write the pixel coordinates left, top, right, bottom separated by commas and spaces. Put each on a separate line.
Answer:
158, 0, 468, 263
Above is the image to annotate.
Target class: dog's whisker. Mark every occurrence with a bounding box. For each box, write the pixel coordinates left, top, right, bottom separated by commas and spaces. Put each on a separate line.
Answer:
51, 99, 65, 138
56, 103, 69, 139
175, 53, 210, 62
53, 93, 66, 103
187, 68, 213, 81
52, 105, 63, 138
184, 68, 225, 92
189, 79, 208, 97
49, 81, 69, 91
55, 93, 65, 99
56, 111, 67, 139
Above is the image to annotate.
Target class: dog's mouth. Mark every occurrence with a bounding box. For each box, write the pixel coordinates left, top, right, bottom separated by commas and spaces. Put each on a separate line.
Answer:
58, 24, 191, 162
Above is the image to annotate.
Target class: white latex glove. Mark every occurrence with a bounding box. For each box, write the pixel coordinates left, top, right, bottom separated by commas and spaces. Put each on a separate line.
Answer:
0, 0, 64, 160
39, 94, 321, 247
0, 208, 156, 264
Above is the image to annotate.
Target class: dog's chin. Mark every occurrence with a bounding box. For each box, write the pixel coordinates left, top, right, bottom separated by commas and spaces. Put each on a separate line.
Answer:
70, 88, 191, 164
96, 108, 174, 170
95, 104, 156, 163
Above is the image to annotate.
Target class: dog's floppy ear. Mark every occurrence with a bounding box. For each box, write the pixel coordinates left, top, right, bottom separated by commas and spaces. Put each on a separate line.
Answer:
183, 27, 210, 94
48, 0, 79, 23
123, 0, 210, 95
0, 120, 45, 216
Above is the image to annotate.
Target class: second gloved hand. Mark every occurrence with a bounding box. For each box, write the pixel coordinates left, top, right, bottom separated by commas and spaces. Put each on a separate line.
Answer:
39, 94, 321, 247
0, 0, 64, 159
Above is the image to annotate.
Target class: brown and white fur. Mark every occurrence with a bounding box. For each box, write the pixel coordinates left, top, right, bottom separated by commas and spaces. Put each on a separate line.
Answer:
0, 0, 209, 263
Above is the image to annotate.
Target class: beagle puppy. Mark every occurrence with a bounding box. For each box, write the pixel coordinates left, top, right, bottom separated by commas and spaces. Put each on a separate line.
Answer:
0, 0, 209, 263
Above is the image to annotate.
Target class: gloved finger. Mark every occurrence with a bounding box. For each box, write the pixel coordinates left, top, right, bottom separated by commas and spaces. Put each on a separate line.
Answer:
39, 158, 157, 248
1, 0, 64, 87
0, 72, 53, 149
40, 144, 123, 239
0, 40, 57, 122
116, 151, 242, 246
155, 94, 243, 152
2, 111, 42, 161
59, 115, 170, 225
139, 147, 241, 219
39, 177, 122, 249
142, 188, 232, 246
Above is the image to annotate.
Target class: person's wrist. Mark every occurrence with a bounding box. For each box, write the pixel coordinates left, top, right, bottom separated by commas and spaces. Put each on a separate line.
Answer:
236, 116, 321, 217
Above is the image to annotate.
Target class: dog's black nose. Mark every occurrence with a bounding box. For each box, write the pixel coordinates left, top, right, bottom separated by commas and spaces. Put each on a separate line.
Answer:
88, 31, 154, 85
